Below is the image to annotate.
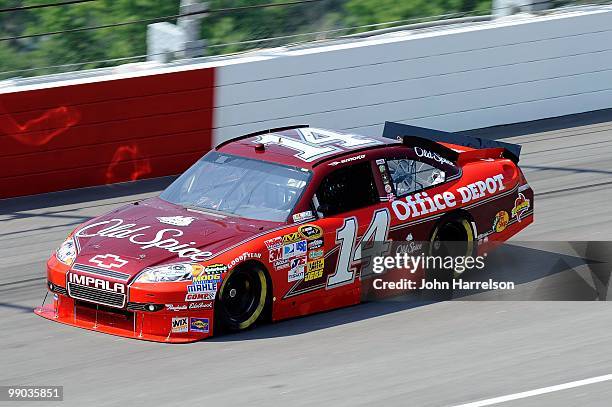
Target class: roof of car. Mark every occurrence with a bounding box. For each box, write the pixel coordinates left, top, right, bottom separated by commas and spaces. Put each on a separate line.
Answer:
215, 125, 399, 169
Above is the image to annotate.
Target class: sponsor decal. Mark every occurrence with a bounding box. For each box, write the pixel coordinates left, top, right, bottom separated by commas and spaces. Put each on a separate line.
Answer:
283, 240, 307, 260
165, 304, 188, 312
392, 174, 505, 221
269, 247, 283, 262
185, 292, 215, 302
171, 317, 189, 333
288, 257, 306, 282
329, 154, 366, 166
67, 273, 125, 293
307, 258, 324, 272
203, 263, 227, 275
308, 238, 324, 250
283, 232, 302, 244
187, 282, 218, 294
228, 252, 262, 269
188, 301, 213, 310
376, 159, 385, 165
273, 259, 290, 270
456, 174, 505, 202
309, 249, 324, 259
395, 241, 423, 255
89, 254, 128, 269
264, 236, 283, 250
292, 210, 315, 223
193, 272, 222, 283
156, 216, 195, 227
493, 210, 510, 232
378, 161, 395, 198
75, 218, 213, 262
414, 146, 455, 167
298, 224, 323, 240
183, 263, 204, 278
305, 258, 324, 282
190, 317, 210, 333
511, 193, 530, 222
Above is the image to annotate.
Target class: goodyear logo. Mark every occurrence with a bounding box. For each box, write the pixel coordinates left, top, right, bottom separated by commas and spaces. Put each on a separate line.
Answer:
298, 224, 323, 240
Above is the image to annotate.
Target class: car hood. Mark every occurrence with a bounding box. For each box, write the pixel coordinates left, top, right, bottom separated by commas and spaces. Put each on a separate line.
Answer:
70, 197, 280, 279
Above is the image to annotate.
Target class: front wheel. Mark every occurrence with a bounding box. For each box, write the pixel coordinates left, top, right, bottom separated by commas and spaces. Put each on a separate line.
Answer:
216, 266, 268, 332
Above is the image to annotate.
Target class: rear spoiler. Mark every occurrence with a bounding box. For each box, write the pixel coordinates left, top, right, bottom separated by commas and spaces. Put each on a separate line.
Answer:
382, 122, 521, 163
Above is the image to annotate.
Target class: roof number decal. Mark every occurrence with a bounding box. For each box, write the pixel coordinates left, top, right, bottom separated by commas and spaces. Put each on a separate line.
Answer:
253, 128, 381, 162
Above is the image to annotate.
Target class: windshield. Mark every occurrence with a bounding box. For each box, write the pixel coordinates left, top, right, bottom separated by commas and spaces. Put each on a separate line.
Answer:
160, 152, 311, 222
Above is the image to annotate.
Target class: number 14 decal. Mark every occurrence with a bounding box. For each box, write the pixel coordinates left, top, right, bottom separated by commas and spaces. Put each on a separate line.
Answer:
327, 208, 390, 288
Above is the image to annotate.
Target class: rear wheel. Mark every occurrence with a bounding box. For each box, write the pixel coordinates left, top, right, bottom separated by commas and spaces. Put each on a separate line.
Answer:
216, 265, 268, 332
430, 216, 475, 271
422, 214, 474, 300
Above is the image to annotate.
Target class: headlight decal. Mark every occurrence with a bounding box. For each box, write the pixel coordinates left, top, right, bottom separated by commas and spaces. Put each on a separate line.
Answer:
56, 238, 77, 266
135, 263, 202, 283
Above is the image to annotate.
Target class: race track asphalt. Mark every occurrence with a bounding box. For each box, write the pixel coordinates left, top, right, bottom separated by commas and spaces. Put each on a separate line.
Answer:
1, 110, 612, 407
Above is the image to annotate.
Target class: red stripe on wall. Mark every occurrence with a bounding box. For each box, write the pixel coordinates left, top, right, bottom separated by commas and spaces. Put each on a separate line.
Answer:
0, 68, 215, 198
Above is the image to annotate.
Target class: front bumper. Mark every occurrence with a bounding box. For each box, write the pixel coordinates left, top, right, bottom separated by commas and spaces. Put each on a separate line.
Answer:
35, 257, 215, 343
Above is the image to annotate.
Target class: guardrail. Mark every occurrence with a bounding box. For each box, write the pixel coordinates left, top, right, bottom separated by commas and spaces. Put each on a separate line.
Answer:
1, 6, 611, 198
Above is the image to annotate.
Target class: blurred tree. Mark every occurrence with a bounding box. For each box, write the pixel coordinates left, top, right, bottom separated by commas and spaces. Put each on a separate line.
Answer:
0, 0, 492, 79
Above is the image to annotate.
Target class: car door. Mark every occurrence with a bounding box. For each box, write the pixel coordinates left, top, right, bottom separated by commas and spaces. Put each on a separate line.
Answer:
282, 159, 390, 311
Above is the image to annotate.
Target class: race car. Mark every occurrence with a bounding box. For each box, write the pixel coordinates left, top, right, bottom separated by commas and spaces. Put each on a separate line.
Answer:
35, 122, 533, 342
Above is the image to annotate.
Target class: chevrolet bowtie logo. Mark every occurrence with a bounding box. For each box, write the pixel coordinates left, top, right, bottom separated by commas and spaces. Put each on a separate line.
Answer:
89, 254, 128, 269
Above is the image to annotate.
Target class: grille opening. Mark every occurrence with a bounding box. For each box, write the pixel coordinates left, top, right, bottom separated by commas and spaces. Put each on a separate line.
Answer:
68, 282, 126, 308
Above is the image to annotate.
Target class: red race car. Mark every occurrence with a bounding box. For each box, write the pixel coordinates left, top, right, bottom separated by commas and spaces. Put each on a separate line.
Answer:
36, 122, 533, 342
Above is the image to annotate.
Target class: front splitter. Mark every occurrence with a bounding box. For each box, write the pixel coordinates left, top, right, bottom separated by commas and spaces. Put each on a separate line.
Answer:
35, 304, 209, 343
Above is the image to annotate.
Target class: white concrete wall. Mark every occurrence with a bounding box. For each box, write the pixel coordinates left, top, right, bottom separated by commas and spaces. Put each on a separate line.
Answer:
213, 7, 612, 143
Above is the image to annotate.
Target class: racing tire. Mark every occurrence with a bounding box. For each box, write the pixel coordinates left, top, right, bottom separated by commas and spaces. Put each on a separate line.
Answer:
421, 214, 475, 301
215, 265, 268, 332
